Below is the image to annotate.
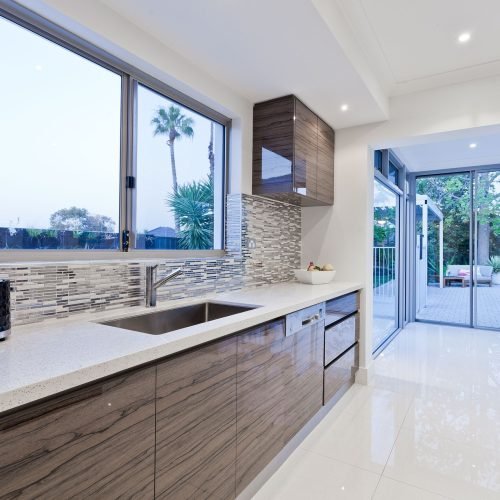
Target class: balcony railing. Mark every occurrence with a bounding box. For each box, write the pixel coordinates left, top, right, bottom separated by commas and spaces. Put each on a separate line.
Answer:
373, 246, 396, 297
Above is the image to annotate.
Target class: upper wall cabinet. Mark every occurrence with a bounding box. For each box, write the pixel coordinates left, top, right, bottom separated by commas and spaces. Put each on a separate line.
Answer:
252, 95, 334, 206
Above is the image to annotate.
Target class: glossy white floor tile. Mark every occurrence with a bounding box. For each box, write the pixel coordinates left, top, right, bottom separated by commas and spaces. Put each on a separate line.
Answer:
384, 428, 500, 500
252, 447, 380, 500
372, 477, 449, 500
300, 389, 410, 474
252, 322, 500, 500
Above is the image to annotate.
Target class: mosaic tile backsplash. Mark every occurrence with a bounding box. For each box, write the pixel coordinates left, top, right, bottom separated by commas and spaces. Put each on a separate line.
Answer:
0, 194, 301, 326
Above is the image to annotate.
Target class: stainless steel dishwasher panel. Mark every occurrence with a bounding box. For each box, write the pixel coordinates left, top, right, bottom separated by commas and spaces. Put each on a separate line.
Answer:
285, 302, 325, 337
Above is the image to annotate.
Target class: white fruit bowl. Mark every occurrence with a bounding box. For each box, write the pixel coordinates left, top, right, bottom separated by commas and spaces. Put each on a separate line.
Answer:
294, 270, 336, 285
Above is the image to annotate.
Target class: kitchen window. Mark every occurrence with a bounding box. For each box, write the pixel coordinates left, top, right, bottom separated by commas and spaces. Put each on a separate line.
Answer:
0, 15, 121, 251
134, 84, 225, 251
0, 4, 229, 256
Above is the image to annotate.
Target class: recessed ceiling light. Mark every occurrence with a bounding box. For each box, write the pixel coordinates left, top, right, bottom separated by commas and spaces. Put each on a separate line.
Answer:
458, 32, 471, 44
34, 64, 43, 71
469, 143, 477, 149
340, 104, 349, 112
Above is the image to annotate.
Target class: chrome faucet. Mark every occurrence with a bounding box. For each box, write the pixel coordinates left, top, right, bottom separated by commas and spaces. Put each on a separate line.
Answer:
145, 265, 183, 307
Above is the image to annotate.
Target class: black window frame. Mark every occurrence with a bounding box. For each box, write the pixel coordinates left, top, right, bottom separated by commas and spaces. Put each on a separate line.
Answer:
0, 0, 231, 257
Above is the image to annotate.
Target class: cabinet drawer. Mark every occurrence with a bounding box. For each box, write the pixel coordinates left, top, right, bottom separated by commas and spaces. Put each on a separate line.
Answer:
324, 343, 359, 405
325, 292, 359, 325
324, 313, 358, 366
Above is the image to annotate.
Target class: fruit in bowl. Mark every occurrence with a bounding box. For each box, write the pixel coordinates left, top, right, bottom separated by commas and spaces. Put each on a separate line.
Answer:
295, 262, 336, 284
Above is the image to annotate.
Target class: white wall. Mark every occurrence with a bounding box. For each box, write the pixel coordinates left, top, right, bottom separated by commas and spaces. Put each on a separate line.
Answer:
303, 75, 500, 378
17, 0, 254, 195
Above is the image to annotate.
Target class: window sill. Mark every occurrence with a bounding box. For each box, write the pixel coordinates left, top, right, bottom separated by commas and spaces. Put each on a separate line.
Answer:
0, 249, 227, 265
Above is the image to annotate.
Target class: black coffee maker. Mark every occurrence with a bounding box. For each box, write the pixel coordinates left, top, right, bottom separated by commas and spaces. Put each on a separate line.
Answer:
0, 278, 11, 341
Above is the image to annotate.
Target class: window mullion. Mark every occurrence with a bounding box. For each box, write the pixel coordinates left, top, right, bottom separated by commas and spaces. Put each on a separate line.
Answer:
120, 76, 138, 251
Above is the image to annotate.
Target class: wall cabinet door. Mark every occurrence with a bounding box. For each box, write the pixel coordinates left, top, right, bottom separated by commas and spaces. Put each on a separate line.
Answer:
236, 318, 287, 495
252, 96, 295, 196
283, 321, 324, 443
252, 95, 334, 206
0, 367, 156, 500
155, 337, 237, 500
316, 117, 335, 204
294, 99, 318, 200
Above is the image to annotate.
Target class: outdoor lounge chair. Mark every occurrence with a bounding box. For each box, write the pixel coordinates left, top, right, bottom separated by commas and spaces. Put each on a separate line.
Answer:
446, 265, 493, 287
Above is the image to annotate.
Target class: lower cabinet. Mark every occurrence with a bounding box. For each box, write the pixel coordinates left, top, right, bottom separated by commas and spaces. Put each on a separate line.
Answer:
0, 296, 360, 499
325, 313, 359, 366
155, 337, 237, 500
0, 367, 156, 500
235, 317, 324, 494
324, 343, 359, 405
235, 318, 287, 495
283, 321, 324, 443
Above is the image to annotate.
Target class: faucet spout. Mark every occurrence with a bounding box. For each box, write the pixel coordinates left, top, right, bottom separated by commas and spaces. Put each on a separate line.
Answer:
146, 266, 183, 307
153, 268, 183, 289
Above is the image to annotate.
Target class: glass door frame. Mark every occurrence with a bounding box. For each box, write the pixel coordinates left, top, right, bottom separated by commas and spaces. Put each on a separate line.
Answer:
472, 166, 500, 330
373, 167, 408, 356
408, 164, 500, 331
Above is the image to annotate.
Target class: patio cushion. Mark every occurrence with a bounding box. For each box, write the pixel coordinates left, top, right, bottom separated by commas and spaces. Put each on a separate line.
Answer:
448, 265, 491, 277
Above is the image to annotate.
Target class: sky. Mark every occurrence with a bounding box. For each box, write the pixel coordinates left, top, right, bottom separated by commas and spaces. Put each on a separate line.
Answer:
0, 15, 223, 233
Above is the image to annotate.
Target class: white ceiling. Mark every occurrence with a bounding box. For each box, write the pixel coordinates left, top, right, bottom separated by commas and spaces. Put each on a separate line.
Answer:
333, 0, 500, 96
394, 128, 500, 172
100, 0, 388, 129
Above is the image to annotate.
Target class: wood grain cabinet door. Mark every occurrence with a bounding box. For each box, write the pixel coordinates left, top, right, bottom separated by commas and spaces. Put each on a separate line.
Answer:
155, 337, 237, 500
236, 319, 287, 495
283, 321, 324, 443
325, 314, 358, 366
294, 99, 318, 200
0, 367, 156, 500
316, 117, 335, 205
253, 96, 295, 196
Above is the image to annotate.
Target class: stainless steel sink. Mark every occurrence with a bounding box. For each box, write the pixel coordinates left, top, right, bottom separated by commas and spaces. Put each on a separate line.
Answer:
99, 301, 258, 335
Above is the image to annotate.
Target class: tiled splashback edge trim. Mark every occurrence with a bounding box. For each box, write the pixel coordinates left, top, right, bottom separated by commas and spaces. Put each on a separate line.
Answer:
1, 194, 301, 326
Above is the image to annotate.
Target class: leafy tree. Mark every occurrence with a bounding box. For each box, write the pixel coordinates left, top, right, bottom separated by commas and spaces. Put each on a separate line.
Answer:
151, 105, 195, 233
167, 177, 213, 250
50, 207, 115, 232
417, 172, 500, 279
373, 206, 396, 246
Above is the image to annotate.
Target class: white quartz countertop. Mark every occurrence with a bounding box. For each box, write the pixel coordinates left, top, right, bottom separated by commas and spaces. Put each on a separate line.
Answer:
0, 281, 362, 413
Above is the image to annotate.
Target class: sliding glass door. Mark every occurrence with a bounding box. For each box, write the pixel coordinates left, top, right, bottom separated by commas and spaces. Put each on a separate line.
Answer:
415, 168, 500, 330
474, 169, 500, 329
415, 173, 471, 326
373, 179, 400, 350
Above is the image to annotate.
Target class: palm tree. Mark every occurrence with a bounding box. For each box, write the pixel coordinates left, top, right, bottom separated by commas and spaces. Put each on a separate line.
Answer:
151, 105, 194, 232
167, 177, 214, 250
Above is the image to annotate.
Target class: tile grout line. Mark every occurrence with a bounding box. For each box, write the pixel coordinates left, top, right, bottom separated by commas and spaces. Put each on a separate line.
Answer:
299, 447, 381, 477
378, 392, 414, 480
369, 385, 416, 499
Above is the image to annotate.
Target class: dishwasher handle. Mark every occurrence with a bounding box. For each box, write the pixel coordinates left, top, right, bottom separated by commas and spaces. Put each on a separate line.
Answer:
301, 313, 321, 326
286, 303, 325, 337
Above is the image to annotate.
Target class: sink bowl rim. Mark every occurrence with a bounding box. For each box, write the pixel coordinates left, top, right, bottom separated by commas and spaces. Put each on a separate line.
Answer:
95, 299, 262, 334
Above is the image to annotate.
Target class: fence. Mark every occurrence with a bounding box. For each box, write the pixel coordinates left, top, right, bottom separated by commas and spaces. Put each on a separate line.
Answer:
373, 246, 396, 297
0, 227, 179, 250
